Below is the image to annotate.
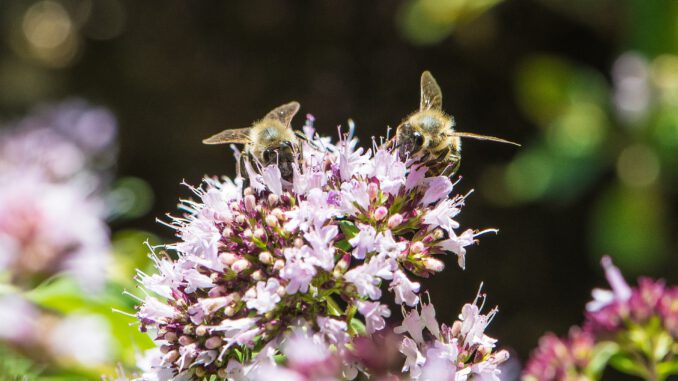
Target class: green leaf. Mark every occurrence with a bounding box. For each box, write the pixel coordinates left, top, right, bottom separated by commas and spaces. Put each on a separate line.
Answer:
349, 317, 366, 335
609, 353, 648, 378
25, 276, 87, 313
587, 341, 618, 377
335, 239, 352, 252
657, 358, 678, 379
326, 296, 342, 317
338, 221, 359, 239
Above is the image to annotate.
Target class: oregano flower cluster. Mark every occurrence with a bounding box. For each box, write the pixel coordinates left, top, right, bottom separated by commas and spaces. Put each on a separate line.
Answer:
132, 117, 506, 380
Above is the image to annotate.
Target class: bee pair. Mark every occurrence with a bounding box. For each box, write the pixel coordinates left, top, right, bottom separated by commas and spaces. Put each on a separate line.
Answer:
203, 71, 518, 181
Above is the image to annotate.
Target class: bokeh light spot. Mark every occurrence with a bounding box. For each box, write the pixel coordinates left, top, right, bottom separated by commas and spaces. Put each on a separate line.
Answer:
591, 184, 667, 275
547, 103, 607, 157
504, 148, 553, 202
18, 0, 80, 67
616, 144, 660, 188
397, 0, 503, 45
515, 55, 572, 126
651, 54, 678, 105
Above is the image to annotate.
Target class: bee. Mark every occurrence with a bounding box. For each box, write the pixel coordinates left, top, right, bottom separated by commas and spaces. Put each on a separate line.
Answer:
393, 71, 519, 176
203, 101, 303, 182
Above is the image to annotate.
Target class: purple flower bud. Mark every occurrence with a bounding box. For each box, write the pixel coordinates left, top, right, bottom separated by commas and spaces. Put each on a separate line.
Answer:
410, 241, 425, 254
368, 182, 379, 201
423, 257, 444, 272
258, 251, 273, 264
232, 259, 250, 273
374, 206, 388, 221
205, 336, 222, 349
387, 213, 403, 228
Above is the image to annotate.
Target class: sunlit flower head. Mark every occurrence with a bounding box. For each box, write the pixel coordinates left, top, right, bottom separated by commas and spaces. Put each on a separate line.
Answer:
133, 116, 492, 379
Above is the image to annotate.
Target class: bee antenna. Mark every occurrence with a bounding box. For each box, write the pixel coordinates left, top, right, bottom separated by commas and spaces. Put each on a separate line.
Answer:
451, 131, 521, 147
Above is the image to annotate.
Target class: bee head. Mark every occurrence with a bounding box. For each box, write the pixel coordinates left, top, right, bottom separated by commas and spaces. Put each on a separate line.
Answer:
262, 140, 297, 181
395, 122, 425, 160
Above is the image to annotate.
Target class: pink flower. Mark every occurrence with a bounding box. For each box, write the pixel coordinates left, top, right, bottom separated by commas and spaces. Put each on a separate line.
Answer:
420, 176, 453, 205
357, 300, 391, 334
390, 270, 421, 307
280, 246, 317, 294
348, 224, 377, 260
244, 278, 282, 314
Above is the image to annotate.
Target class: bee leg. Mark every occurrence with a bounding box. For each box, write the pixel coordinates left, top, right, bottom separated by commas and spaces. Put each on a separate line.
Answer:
295, 130, 321, 152
440, 150, 461, 177
238, 150, 252, 189
382, 137, 396, 151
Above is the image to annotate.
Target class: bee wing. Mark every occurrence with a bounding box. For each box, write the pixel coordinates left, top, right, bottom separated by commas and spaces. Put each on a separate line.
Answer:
451, 131, 521, 146
420, 71, 443, 111
264, 101, 301, 127
202, 127, 252, 145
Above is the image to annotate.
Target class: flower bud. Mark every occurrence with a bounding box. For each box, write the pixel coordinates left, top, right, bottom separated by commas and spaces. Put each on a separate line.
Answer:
166, 350, 179, 363
387, 213, 403, 228
208, 285, 225, 298
195, 325, 208, 336
258, 251, 273, 264
272, 208, 285, 220
254, 228, 267, 240
235, 215, 246, 225
410, 241, 425, 254
178, 335, 194, 346
221, 227, 233, 238
268, 193, 279, 206
265, 215, 278, 227
294, 238, 304, 248
219, 253, 237, 266
273, 259, 285, 271
205, 336, 223, 349
229, 201, 240, 211
368, 182, 379, 201
224, 306, 236, 317
243, 187, 255, 196
423, 257, 445, 272
217, 369, 228, 379
251, 270, 264, 281
160, 344, 172, 354
374, 206, 388, 221
228, 292, 241, 303
495, 349, 510, 362
451, 320, 462, 337
232, 258, 250, 273
164, 331, 177, 342
243, 228, 253, 239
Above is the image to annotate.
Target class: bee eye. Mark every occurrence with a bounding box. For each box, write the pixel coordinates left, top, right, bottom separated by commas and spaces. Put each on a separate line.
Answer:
413, 132, 424, 148
263, 149, 275, 163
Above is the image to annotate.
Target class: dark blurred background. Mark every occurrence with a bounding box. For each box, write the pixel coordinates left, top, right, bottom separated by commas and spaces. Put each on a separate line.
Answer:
1, 0, 677, 369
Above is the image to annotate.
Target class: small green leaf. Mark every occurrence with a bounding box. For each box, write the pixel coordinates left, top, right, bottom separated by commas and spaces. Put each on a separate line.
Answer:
339, 221, 359, 239
326, 296, 342, 317
587, 341, 618, 376
25, 276, 87, 313
657, 358, 678, 379
609, 353, 648, 378
350, 317, 366, 335
335, 239, 352, 252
